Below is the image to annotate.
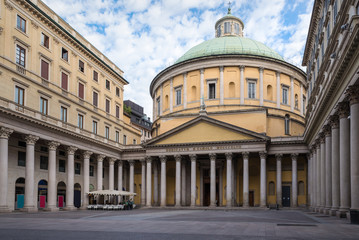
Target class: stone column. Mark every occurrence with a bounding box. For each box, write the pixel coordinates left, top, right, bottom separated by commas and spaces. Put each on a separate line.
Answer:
319, 133, 326, 212
226, 153, 232, 207
337, 102, 351, 217
65, 146, 78, 210
276, 72, 281, 108
108, 158, 115, 190
97, 155, 105, 191
160, 156, 167, 207
311, 146, 317, 209
307, 153, 311, 208
140, 159, 146, 205
82, 150, 92, 209
183, 73, 187, 109
129, 160, 135, 193
347, 86, 359, 211
243, 152, 249, 207
146, 157, 152, 207
240, 66, 245, 104
46, 141, 60, 211
220, 66, 224, 105
329, 115, 340, 215
23, 135, 39, 212
0, 127, 13, 212
190, 154, 197, 207
324, 125, 332, 214
153, 161, 159, 206
260, 152, 267, 207
118, 160, 123, 191
259, 67, 264, 106
175, 155, 181, 207
181, 159, 186, 205
315, 139, 321, 212
209, 153, 216, 207
276, 154, 282, 207
291, 153, 298, 208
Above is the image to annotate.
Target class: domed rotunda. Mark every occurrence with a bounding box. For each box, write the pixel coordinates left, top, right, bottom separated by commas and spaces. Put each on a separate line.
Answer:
145, 8, 308, 208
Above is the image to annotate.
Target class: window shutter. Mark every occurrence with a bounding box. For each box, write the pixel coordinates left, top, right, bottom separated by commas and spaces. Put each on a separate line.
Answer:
61, 72, 68, 90
78, 83, 84, 99
41, 60, 49, 80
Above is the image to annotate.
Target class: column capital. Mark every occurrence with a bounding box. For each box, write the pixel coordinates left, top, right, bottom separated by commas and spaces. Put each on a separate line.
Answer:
159, 155, 167, 163
219, 66, 224, 72
310, 143, 317, 151
48, 141, 60, 151
225, 152, 232, 160
24, 134, 39, 145
183, 72, 187, 77
306, 153, 311, 160
319, 132, 326, 143
117, 160, 123, 167
146, 156, 152, 163
140, 158, 146, 165
345, 85, 359, 105
275, 153, 283, 161
0, 127, 13, 139
239, 65, 245, 70
329, 115, 339, 129
174, 154, 182, 162
82, 150, 93, 159
97, 154, 106, 162
291, 153, 298, 161
323, 125, 331, 137
209, 153, 216, 161
189, 154, 197, 162
66, 146, 78, 155
200, 69, 204, 74
259, 151, 267, 159
109, 158, 116, 165
242, 151, 249, 159
128, 160, 135, 166
336, 101, 350, 118
276, 71, 281, 77
259, 67, 264, 73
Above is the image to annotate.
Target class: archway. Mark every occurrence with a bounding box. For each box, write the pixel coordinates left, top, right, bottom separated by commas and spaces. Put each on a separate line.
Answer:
74, 183, 81, 208
38, 179, 48, 209
15, 177, 25, 209
57, 181, 66, 208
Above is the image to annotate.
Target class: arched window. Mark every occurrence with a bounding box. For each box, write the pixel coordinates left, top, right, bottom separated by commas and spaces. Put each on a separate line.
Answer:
268, 181, 275, 195
298, 181, 305, 195
267, 85, 273, 101
191, 86, 197, 101
285, 114, 290, 135
224, 22, 231, 33
229, 82, 235, 98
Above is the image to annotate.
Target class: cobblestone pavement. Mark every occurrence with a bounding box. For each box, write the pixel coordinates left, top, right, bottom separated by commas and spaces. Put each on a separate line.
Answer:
0, 208, 358, 239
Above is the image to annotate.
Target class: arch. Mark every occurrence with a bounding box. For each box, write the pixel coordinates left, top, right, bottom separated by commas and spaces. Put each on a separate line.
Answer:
15, 177, 25, 209
57, 181, 66, 208
267, 85, 273, 101
191, 86, 197, 101
164, 95, 169, 110
268, 181, 275, 195
298, 181, 305, 195
74, 183, 81, 208
38, 179, 48, 208
229, 82, 235, 98
284, 114, 290, 135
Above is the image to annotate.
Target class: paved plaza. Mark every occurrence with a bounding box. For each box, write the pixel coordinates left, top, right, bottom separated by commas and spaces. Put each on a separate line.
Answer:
0, 208, 358, 239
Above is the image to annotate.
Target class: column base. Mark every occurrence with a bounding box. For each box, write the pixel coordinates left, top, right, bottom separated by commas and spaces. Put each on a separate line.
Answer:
319, 207, 325, 213
174, 204, 181, 208
64, 206, 77, 211
324, 207, 331, 215
330, 207, 339, 216
44, 207, 59, 212
336, 208, 349, 218
209, 204, 216, 208
21, 206, 38, 213
0, 206, 12, 213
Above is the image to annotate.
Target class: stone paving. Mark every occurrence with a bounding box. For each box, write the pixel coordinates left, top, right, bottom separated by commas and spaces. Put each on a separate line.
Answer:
0, 208, 358, 239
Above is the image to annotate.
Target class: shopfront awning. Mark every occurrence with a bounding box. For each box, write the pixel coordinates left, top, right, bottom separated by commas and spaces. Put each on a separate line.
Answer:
87, 190, 137, 196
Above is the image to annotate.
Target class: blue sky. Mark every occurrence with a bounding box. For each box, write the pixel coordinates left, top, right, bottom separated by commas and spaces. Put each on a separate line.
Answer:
42, 0, 314, 119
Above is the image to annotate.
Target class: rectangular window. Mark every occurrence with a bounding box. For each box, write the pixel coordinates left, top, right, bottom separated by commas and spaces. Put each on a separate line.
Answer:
123, 135, 127, 145
115, 131, 119, 143
333, 0, 338, 25
90, 165, 94, 176
40, 156, 48, 170
303, 97, 306, 114
41, 59, 49, 80
40, 97, 48, 115
327, 22, 330, 46
357, 2, 359, 15
282, 87, 288, 105
18, 151, 26, 166
93, 71, 98, 82
209, 83, 216, 99
59, 159, 66, 172
16, 45, 26, 67
61, 48, 68, 61
175, 88, 182, 105
41, 33, 49, 48
105, 126, 109, 139
17, 15, 26, 33
75, 162, 81, 175
78, 114, 84, 129
92, 121, 97, 134
93, 92, 98, 107
116, 105, 120, 118
285, 116, 290, 135
78, 82, 84, 99
133, 139, 136, 145
40, 146, 48, 152
116, 87, 120, 97
105, 99, 110, 113
79, 60, 84, 72
248, 81, 256, 99
224, 22, 231, 34
106, 80, 110, 90
156, 98, 161, 116
15, 86, 24, 105
61, 72, 68, 90
60, 106, 67, 122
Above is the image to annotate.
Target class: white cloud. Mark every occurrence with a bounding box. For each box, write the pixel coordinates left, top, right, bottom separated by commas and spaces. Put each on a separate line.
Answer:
42, 0, 312, 119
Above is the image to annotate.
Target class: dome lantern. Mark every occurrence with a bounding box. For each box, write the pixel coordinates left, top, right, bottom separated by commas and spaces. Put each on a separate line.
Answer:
215, 4, 244, 38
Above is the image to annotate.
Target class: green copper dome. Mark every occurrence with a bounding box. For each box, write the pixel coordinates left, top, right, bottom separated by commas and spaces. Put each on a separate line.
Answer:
175, 36, 284, 64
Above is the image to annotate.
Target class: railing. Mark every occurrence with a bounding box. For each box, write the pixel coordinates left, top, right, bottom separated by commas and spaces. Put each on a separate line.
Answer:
16, 65, 26, 75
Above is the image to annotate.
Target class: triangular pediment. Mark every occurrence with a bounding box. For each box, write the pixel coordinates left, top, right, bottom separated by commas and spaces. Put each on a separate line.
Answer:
146, 116, 268, 146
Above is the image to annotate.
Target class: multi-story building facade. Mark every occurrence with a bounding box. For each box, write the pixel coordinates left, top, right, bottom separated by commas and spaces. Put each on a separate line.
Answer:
0, 0, 141, 212
302, 0, 359, 218
124, 100, 152, 143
